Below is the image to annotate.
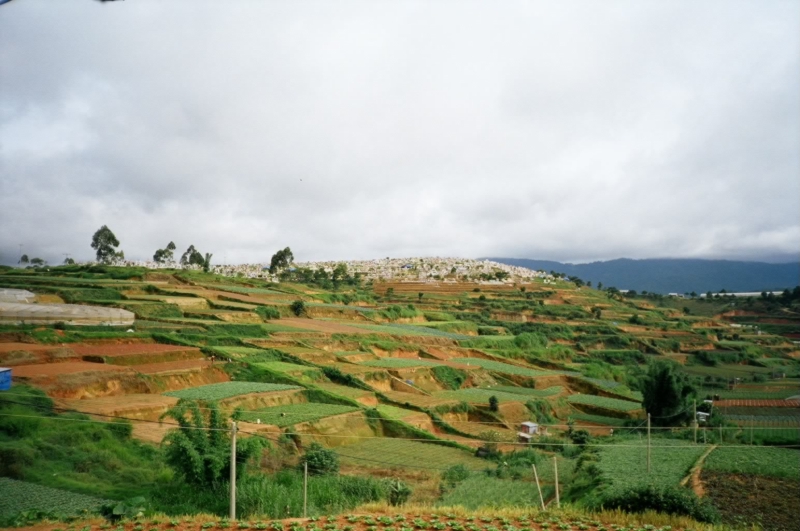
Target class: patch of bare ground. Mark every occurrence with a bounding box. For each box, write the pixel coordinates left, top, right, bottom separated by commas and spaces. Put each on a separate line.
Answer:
702, 470, 800, 531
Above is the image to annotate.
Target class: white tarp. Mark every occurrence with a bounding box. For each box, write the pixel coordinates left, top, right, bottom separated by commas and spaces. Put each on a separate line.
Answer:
0, 289, 36, 304
0, 302, 135, 326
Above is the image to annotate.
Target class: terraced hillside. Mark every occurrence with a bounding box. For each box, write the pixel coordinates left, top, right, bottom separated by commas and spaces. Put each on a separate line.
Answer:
0, 263, 798, 529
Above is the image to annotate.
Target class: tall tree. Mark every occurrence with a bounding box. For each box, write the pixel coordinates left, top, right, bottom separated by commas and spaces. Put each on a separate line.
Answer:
641, 360, 695, 426
180, 245, 204, 267
153, 241, 177, 263
91, 225, 121, 263
269, 247, 294, 274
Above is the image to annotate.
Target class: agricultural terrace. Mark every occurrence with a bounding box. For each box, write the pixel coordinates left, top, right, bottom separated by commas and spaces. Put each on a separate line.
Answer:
239, 403, 360, 427
451, 358, 556, 377
567, 394, 642, 413
435, 388, 548, 404
2, 261, 799, 528
359, 358, 445, 368
164, 382, 301, 400
0, 478, 111, 519
594, 439, 707, 498
703, 447, 800, 480
335, 438, 487, 470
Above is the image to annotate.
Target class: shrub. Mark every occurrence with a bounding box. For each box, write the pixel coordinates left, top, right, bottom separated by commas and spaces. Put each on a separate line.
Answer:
299, 442, 339, 475
601, 484, 720, 523
255, 306, 281, 320
431, 366, 468, 390
488, 395, 499, 412
290, 300, 306, 316
385, 478, 412, 506
514, 332, 548, 349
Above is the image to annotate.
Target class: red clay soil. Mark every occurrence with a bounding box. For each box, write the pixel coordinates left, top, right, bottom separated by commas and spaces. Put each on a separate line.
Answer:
133, 359, 213, 374
11, 361, 128, 377
0, 342, 63, 352
2, 511, 699, 531
71, 344, 201, 356
715, 399, 800, 407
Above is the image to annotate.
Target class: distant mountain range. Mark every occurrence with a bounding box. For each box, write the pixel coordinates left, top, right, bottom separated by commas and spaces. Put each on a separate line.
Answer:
484, 258, 800, 294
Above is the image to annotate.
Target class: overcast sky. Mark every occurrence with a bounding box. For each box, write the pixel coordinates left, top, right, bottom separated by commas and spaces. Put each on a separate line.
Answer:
1, 1, 798, 266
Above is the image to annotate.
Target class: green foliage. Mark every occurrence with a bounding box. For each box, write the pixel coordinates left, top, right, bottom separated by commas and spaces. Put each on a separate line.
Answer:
236, 469, 385, 518
431, 365, 468, 390
451, 357, 554, 377
164, 382, 300, 401
254, 305, 281, 320
567, 394, 641, 412
379, 304, 419, 321
0, 385, 166, 500
269, 247, 294, 274
0, 478, 110, 521
239, 403, 358, 427
161, 401, 264, 487
513, 332, 548, 350
290, 300, 307, 316
703, 447, 800, 480
206, 323, 269, 337
600, 484, 719, 523
524, 399, 555, 423
385, 478, 412, 506
299, 442, 340, 475
641, 360, 695, 425
488, 395, 499, 412
91, 225, 121, 263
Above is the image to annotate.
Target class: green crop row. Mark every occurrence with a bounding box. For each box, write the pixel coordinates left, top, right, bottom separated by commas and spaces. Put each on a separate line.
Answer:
703, 447, 800, 480
567, 394, 641, 412
359, 358, 444, 368
164, 382, 301, 400
0, 478, 110, 518
451, 358, 554, 377
239, 403, 359, 427
595, 439, 706, 498
335, 438, 486, 470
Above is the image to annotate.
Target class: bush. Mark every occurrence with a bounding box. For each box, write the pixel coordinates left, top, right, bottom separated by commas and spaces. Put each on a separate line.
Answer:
255, 306, 281, 320
385, 478, 412, 506
299, 442, 339, 475
601, 484, 720, 523
431, 365, 468, 390
514, 332, 548, 349
290, 300, 307, 316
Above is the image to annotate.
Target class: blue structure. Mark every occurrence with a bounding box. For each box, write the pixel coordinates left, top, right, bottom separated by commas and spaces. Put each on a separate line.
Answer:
0, 367, 10, 391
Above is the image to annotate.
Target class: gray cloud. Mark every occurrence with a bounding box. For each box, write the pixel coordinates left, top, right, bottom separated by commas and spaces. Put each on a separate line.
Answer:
1, 0, 798, 266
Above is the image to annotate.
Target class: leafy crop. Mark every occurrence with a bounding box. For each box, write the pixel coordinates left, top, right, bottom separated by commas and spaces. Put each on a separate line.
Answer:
567, 394, 641, 412
451, 358, 554, 377
0, 478, 110, 518
359, 359, 445, 368
703, 447, 800, 480
335, 439, 486, 470
594, 439, 705, 498
165, 382, 301, 400
240, 403, 359, 427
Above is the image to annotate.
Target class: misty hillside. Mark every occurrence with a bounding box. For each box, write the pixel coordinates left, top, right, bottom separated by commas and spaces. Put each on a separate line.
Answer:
484, 258, 800, 294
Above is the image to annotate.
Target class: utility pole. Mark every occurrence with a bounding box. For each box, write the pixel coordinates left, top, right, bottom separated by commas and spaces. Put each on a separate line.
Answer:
647, 413, 651, 474
303, 461, 308, 518
230, 421, 237, 520
553, 456, 560, 508
532, 464, 545, 510
693, 399, 697, 444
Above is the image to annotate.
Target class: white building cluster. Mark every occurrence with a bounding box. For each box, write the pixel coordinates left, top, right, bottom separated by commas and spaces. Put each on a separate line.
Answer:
293, 257, 553, 283
85, 257, 551, 284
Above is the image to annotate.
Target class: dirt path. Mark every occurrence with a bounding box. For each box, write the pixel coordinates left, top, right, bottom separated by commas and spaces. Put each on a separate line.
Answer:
681, 444, 717, 497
